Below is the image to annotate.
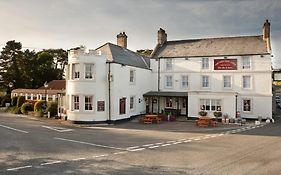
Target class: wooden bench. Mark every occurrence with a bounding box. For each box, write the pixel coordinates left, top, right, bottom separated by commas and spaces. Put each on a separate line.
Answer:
143, 117, 153, 124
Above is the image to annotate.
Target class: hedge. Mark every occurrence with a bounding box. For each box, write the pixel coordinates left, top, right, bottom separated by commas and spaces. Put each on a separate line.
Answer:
1, 95, 11, 107
16, 96, 25, 108
34, 100, 45, 112
11, 96, 18, 106
47, 101, 58, 116
21, 102, 33, 114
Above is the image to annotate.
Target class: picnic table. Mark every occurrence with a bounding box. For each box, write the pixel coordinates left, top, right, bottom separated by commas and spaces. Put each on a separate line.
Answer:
196, 117, 217, 127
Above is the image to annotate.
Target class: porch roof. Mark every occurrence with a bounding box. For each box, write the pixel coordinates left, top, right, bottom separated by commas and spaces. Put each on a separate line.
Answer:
143, 91, 188, 97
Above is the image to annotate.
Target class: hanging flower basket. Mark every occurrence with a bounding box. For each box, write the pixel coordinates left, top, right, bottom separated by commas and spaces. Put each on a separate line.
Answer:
198, 111, 207, 117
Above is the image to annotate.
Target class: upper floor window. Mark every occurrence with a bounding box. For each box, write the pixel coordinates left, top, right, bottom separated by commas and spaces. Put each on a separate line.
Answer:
85, 64, 94, 79
129, 69, 135, 83
202, 75, 210, 88
73, 95, 79, 110
85, 96, 93, 111
181, 75, 188, 89
72, 64, 80, 79
165, 59, 172, 70
165, 75, 173, 88
223, 75, 232, 88
242, 75, 251, 89
242, 57, 250, 69
201, 58, 209, 69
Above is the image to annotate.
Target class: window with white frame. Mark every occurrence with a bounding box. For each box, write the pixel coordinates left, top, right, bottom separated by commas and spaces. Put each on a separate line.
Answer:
165, 59, 172, 70
85, 64, 94, 79
242, 75, 251, 89
72, 64, 80, 79
73, 95, 79, 110
200, 99, 221, 112
130, 96, 135, 110
129, 69, 135, 83
202, 75, 209, 88
33, 95, 37, 100
243, 99, 251, 112
165, 75, 173, 88
201, 58, 209, 69
85, 96, 93, 111
242, 57, 250, 69
223, 75, 232, 88
181, 75, 188, 89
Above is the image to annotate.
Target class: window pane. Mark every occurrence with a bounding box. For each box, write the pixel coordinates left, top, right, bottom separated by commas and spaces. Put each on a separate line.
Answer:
166, 76, 173, 87
85, 64, 94, 79
223, 76, 231, 88
85, 96, 93, 111
73, 64, 80, 79
243, 76, 251, 88
166, 59, 172, 70
242, 57, 250, 69
243, 99, 251, 111
182, 76, 188, 88
202, 76, 209, 87
130, 97, 134, 109
202, 58, 209, 69
130, 70, 135, 83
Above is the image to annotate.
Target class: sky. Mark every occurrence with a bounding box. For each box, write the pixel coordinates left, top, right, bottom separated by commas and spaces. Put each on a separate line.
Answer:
0, 0, 281, 68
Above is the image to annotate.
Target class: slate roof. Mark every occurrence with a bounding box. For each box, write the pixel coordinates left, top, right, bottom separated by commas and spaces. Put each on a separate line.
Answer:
151, 35, 269, 58
38, 80, 65, 90
95, 43, 150, 70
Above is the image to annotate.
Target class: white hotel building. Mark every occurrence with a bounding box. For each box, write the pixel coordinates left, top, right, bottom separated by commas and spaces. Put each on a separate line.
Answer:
65, 20, 273, 123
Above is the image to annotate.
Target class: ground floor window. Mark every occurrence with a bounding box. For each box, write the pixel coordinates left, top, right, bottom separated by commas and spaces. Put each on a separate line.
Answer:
120, 98, 126, 114
166, 97, 172, 108
200, 99, 221, 111
33, 95, 37, 100
130, 96, 135, 110
85, 96, 93, 111
243, 99, 251, 112
73, 95, 79, 110
182, 98, 186, 108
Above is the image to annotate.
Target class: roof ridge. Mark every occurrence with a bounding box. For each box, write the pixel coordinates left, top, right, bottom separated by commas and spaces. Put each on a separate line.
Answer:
166, 35, 263, 43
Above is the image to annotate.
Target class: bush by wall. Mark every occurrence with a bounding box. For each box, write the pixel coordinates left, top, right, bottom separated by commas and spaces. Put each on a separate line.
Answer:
13, 107, 21, 114
34, 100, 45, 112
47, 101, 58, 116
1, 95, 11, 107
11, 96, 18, 106
21, 102, 33, 114
16, 96, 25, 108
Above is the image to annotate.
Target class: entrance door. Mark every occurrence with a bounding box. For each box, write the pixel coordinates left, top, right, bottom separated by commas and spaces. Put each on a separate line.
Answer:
152, 98, 158, 114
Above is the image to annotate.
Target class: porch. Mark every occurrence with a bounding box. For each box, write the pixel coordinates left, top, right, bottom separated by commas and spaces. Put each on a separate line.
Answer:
143, 91, 188, 119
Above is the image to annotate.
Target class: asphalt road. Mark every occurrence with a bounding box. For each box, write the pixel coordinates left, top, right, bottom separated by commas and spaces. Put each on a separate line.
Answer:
0, 113, 280, 175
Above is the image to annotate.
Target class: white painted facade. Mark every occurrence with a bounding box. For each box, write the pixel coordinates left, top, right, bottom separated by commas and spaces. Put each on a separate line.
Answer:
150, 55, 272, 119
66, 48, 152, 122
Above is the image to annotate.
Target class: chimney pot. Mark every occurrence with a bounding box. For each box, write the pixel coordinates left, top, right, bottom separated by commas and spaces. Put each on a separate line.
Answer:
117, 32, 128, 48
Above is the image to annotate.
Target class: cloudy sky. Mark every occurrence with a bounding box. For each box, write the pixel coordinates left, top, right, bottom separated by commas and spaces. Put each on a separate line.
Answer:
0, 0, 280, 68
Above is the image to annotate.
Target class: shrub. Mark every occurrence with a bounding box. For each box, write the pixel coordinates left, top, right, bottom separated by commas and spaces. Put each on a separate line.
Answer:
34, 100, 45, 112
13, 107, 21, 114
198, 111, 207, 116
47, 101, 58, 116
16, 96, 25, 108
11, 96, 18, 106
1, 95, 11, 107
21, 102, 33, 114
213, 111, 222, 117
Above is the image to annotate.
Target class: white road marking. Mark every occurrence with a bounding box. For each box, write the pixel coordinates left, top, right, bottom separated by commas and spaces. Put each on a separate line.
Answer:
0, 124, 29, 134
142, 143, 155, 147
148, 145, 159, 149
178, 139, 186, 141
113, 151, 128, 155
71, 157, 86, 161
155, 142, 164, 145
183, 140, 192, 143
166, 141, 177, 143
129, 148, 146, 152
42, 126, 73, 132
172, 142, 182, 144
40, 161, 62, 166
126, 146, 140, 150
54, 137, 125, 150
161, 143, 171, 147
7, 165, 32, 171
93, 154, 109, 158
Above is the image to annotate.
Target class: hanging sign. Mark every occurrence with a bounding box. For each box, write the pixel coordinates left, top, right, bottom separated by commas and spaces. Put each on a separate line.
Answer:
214, 59, 237, 70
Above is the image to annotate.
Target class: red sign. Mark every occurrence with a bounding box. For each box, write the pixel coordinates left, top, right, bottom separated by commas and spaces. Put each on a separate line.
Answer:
214, 59, 237, 70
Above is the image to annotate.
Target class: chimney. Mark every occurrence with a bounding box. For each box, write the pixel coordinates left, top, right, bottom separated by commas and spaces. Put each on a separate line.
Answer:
263, 19, 271, 52
117, 32, 127, 48
157, 28, 167, 45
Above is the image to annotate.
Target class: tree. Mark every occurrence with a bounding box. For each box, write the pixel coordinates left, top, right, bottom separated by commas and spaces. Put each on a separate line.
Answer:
0, 40, 24, 90
136, 49, 153, 57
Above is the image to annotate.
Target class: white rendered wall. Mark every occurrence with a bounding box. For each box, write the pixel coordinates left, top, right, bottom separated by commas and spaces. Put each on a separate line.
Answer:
110, 64, 152, 120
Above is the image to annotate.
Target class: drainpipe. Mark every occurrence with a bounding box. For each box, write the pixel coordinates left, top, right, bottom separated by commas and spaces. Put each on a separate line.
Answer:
108, 63, 112, 124
157, 58, 160, 114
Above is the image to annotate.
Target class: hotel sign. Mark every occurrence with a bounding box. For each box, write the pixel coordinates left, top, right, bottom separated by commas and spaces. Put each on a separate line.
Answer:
214, 59, 237, 70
